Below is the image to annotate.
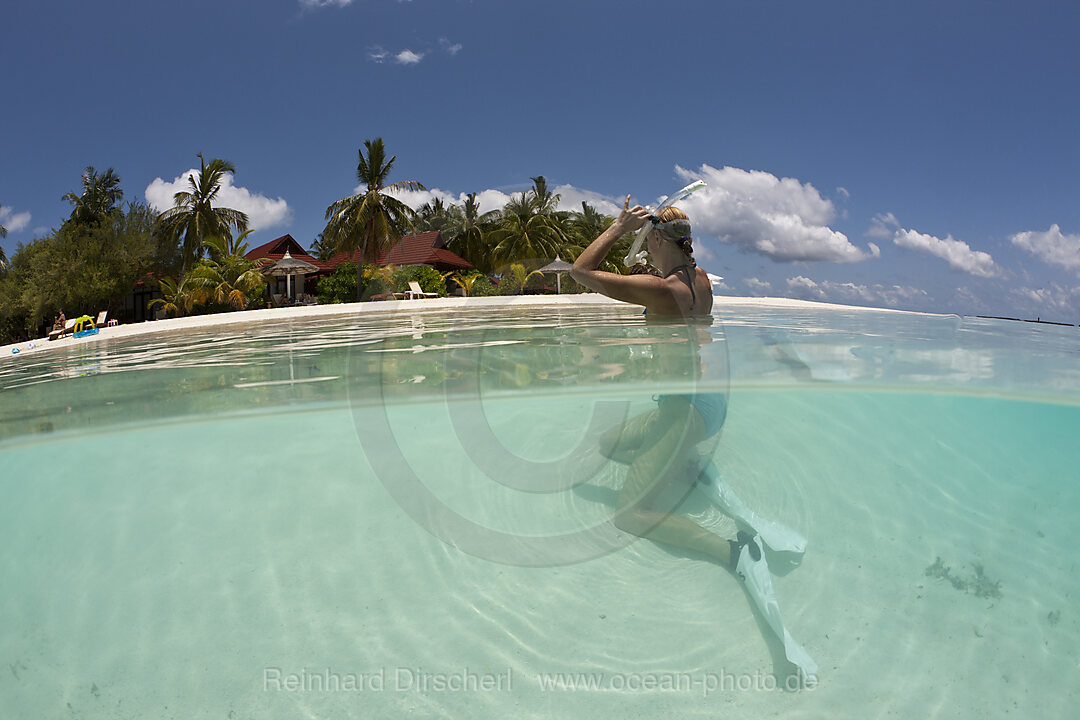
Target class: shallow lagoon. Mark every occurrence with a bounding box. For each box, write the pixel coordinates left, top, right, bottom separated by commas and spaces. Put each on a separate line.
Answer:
1, 298, 1077, 718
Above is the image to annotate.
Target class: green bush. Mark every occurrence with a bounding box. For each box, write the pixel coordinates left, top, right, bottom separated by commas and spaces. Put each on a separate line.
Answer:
363, 265, 394, 298
316, 262, 358, 304
390, 265, 446, 296
496, 264, 526, 296
470, 275, 497, 297
246, 282, 268, 309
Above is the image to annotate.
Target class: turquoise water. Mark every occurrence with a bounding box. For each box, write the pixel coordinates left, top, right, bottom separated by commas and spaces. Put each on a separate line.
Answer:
1, 302, 1078, 718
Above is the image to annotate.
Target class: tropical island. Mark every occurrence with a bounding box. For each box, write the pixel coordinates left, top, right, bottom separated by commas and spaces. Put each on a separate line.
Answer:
0, 138, 638, 347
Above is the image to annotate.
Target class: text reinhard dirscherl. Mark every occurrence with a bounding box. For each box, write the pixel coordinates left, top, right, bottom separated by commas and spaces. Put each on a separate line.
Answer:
263, 667, 816, 695
264, 667, 513, 694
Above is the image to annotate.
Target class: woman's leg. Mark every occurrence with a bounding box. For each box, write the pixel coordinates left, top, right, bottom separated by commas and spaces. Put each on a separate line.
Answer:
598, 408, 661, 465
612, 397, 733, 566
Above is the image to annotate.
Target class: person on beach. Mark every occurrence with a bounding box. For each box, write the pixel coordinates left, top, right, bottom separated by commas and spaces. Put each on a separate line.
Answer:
570, 197, 753, 569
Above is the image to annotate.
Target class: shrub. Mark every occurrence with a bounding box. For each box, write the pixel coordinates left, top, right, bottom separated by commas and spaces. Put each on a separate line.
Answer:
496, 264, 527, 296
316, 262, 358, 304
470, 275, 497, 296
390, 264, 446, 296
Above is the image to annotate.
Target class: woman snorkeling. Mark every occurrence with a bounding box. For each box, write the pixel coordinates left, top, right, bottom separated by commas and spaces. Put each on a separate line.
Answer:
570, 196, 753, 569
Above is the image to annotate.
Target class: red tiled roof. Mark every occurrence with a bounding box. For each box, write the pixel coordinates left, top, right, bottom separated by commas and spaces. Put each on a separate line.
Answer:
245, 234, 333, 271
324, 231, 473, 271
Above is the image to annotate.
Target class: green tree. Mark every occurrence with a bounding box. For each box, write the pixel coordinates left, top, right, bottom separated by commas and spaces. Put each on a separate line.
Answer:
62, 166, 124, 226
451, 270, 484, 297
445, 192, 499, 273
148, 276, 197, 318
496, 263, 544, 295
412, 197, 461, 235
14, 202, 161, 325
309, 232, 334, 262
488, 179, 570, 268
322, 138, 425, 300
185, 231, 268, 311
159, 154, 249, 276
566, 201, 631, 274
0, 209, 7, 268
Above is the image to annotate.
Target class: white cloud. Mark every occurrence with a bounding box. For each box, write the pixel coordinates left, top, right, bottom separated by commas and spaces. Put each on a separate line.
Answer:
550, 185, 623, 216
785, 275, 928, 308
145, 169, 291, 232
1008, 283, 1080, 318
1010, 224, 1080, 274
385, 183, 625, 218
743, 277, 773, 295
836, 186, 850, 200
867, 212, 899, 239
0, 205, 31, 233
870, 213, 1000, 278
893, 228, 1000, 278
395, 49, 424, 65
439, 37, 463, 55
672, 164, 875, 263
368, 46, 427, 65
299, 0, 354, 8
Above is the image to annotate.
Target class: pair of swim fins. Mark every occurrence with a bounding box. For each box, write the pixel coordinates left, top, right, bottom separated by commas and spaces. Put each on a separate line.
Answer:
694, 456, 818, 679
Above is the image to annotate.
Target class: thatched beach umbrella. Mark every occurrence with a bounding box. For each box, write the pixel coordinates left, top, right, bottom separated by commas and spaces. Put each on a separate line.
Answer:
265, 250, 319, 300
537, 256, 573, 294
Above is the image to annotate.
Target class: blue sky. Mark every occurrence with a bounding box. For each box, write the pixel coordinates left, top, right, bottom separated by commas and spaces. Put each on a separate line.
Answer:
2, 0, 1079, 320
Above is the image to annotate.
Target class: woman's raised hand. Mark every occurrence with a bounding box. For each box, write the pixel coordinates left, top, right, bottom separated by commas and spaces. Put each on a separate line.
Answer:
614, 194, 650, 232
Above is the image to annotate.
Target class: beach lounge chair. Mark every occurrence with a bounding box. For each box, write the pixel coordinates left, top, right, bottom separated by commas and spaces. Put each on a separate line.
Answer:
94, 311, 108, 328
406, 281, 437, 300
48, 318, 76, 341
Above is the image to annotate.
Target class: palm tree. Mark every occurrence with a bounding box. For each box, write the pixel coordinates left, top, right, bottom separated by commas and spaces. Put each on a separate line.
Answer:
322, 138, 425, 300
445, 192, 499, 273
566, 201, 629, 273
528, 175, 562, 216
186, 231, 268, 310
159, 154, 249, 276
413, 197, 461, 235
0, 203, 7, 271
62, 166, 124, 226
148, 276, 197, 318
488, 187, 569, 268
309, 232, 335, 262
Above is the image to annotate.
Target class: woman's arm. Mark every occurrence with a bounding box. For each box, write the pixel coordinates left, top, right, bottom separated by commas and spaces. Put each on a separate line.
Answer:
570, 195, 672, 308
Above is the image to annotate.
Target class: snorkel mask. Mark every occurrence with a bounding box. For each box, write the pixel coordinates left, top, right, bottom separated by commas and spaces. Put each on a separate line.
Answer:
623, 179, 706, 267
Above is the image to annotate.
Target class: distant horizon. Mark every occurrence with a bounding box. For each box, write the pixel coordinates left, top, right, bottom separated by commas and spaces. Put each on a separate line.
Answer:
3, 0, 1079, 323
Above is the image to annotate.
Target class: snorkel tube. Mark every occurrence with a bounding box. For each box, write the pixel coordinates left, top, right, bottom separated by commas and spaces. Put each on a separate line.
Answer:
623, 179, 707, 267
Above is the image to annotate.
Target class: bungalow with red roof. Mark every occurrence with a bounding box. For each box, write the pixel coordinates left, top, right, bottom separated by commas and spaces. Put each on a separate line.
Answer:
246, 231, 473, 300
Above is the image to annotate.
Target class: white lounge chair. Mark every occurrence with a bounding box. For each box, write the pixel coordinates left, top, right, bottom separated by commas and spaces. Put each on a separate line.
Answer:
94, 310, 108, 328
48, 318, 76, 341
405, 281, 437, 299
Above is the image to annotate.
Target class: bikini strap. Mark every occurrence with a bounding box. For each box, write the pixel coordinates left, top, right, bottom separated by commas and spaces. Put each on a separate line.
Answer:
663, 263, 697, 310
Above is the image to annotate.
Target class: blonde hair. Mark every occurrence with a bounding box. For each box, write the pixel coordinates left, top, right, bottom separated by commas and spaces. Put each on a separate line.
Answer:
654, 206, 694, 260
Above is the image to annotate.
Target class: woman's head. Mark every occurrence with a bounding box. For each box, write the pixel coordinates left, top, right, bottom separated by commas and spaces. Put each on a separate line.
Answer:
648, 206, 694, 261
